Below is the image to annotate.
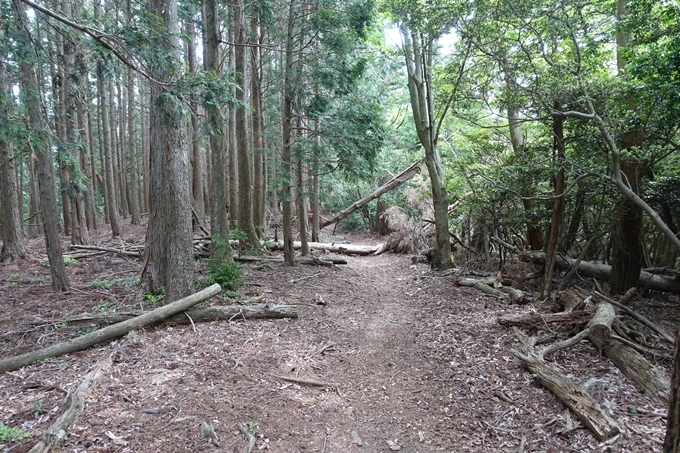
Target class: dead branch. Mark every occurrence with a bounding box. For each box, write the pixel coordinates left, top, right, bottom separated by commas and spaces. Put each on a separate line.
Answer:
497, 309, 594, 329
593, 291, 675, 346
234, 255, 347, 265
270, 374, 338, 388
512, 327, 620, 441
268, 241, 382, 256
70, 244, 141, 257
0, 284, 221, 374
521, 251, 680, 294
28, 350, 114, 453
586, 301, 671, 404
236, 423, 256, 453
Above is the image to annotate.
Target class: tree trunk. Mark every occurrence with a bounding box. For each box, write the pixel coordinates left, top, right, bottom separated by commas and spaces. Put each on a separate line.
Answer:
281, 0, 297, 266
541, 106, 565, 299
521, 251, 680, 294
202, 0, 231, 260
251, 14, 266, 239
610, 148, 644, 294
234, 0, 259, 247
0, 45, 27, 261
126, 3, 141, 226
95, 26, 121, 237
15, 1, 70, 291
399, 25, 453, 269
144, 0, 195, 302
186, 16, 205, 232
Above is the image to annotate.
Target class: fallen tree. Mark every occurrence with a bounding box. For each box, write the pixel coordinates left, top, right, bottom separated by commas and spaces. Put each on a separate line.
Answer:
319, 160, 423, 229
512, 327, 620, 441
0, 284, 222, 374
235, 255, 347, 265
520, 251, 680, 294
587, 301, 670, 404
57, 304, 298, 328
268, 241, 383, 256
498, 309, 594, 328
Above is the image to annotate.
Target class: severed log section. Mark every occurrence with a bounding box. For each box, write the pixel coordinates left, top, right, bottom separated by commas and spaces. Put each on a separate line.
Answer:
498, 309, 594, 328
235, 255, 347, 265
268, 241, 382, 256
521, 251, 680, 294
58, 304, 298, 328
0, 284, 222, 374
320, 160, 423, 228
587, 301, 670, 404
512, 327, 620, 441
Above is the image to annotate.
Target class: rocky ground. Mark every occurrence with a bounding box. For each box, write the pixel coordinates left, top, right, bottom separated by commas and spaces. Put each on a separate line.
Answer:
0, 218, 675, 452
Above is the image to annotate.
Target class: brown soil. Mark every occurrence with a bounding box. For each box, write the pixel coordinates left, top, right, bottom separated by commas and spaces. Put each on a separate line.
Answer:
0, 218, 675, 452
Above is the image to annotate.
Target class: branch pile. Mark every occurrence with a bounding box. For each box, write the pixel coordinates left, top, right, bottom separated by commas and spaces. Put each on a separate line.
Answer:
498, 291, 673, 440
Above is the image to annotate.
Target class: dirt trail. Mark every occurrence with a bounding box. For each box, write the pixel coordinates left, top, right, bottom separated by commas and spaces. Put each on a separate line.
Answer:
0, 235, 669, 452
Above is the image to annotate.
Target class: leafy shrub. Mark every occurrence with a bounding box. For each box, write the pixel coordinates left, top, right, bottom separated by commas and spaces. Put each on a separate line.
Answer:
0, 422, 31, 442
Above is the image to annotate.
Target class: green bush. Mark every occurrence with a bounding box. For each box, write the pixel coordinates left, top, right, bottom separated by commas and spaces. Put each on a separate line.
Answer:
202, 258, 243, 291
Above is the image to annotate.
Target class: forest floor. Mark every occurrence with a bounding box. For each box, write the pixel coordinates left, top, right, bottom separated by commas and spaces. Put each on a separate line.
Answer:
0, 217, 676, 453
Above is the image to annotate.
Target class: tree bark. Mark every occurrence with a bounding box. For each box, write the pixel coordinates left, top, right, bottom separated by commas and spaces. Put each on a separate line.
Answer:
202, 0, 231, 261
186, 16, 205, 232
399, 25, 453, 269
15, 0, 70, 291
126, 0, 141, 226
233, 0, 259, 247
587, 301, 670, 404
0, 284, 221, 375
59, 303, 297, 328
250, 14, 266, 239
0, 43, 27, 261
144, 0, 195, 302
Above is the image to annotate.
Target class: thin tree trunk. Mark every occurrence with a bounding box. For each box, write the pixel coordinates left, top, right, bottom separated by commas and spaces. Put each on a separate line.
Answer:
234, 0, 258, 246
15, 0, 69, 290
541, 105, 565, 299
0, 46, 27, 261
251, 15, 265, 239
202, 0, 230, 259
281, 0, 297, 266
186, 17, 205, 232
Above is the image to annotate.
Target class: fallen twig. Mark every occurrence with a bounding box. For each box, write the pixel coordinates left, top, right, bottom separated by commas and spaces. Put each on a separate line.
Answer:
236, 422, 256, 453
270, 374, 338, 388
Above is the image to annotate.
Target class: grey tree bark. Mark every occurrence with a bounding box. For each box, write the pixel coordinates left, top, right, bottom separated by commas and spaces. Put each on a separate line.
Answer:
399, 25, 453, 269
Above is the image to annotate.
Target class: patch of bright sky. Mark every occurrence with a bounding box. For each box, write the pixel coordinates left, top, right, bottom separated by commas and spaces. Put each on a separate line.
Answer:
384, 26, 458, 56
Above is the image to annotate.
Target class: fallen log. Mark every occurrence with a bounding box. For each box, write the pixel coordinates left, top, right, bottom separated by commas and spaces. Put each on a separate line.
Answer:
70, 244, 141, 257
268, 241, 381, 256
57, 304, 298, 328
498, 309, 594, 329
0, 284, 221, 374
320, 160, 423, 228
497, 286, 528, 304
593, 291, 675, 346
474, 281, 505, 297
587, 301, 670, 404
234, 255, 347, 265
28, 341, 119, 453
512, 328, 620, 441
520, 251, 680, 294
